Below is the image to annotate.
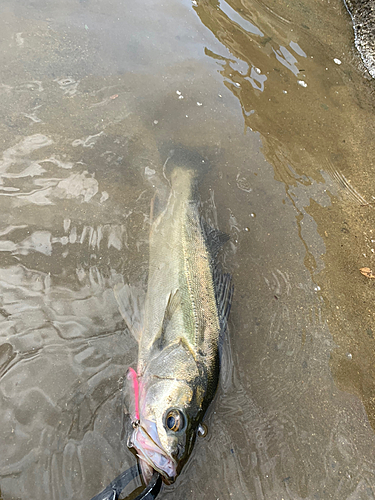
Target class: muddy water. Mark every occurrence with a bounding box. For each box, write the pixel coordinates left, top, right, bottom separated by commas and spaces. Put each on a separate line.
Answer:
1, 0, 375, 498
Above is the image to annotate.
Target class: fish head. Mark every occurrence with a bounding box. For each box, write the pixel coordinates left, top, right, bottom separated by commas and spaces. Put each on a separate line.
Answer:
129, 377, 204, 483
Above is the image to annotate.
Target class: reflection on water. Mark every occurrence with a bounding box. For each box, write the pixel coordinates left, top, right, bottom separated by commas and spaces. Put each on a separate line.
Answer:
1, 0, 375, 498
195, 0, 375, 435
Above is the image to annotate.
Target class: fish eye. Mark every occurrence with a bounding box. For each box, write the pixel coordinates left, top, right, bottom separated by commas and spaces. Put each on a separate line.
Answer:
164, 409, 185, 432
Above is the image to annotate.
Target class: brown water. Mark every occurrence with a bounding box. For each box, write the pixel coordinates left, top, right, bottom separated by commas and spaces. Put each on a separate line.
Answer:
1, 0, 375, 499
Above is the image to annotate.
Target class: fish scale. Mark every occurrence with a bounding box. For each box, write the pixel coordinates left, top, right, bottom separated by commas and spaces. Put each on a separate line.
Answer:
181, 207, 218, 353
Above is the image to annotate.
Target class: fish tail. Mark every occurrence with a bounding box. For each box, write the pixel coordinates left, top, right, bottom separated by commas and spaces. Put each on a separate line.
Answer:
163, 147, 210, 181
148, 147, 209, 220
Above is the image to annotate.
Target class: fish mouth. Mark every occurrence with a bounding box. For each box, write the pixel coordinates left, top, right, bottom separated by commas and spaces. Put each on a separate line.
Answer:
130, 421, 177, 482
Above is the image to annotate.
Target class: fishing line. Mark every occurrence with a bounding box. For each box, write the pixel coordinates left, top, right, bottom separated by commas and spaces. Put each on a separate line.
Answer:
90, 465, 162, 500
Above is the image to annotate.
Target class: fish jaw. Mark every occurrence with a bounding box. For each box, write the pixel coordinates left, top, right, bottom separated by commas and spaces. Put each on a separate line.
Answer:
130, 422, 177, 482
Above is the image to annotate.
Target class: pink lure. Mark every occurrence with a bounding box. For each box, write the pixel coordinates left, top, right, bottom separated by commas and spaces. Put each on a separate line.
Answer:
127, 367, 140, 421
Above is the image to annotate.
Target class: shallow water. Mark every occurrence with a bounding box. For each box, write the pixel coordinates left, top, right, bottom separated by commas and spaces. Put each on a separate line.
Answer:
1, 0, 375, 499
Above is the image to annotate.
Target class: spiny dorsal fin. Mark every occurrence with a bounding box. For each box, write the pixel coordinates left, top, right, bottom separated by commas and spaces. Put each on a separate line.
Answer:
201, 219, 233, 331
201, 220, 230, 259
212, 266, 234, 334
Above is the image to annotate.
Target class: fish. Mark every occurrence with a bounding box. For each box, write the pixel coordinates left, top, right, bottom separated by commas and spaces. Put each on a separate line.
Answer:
115, 150, 233, 484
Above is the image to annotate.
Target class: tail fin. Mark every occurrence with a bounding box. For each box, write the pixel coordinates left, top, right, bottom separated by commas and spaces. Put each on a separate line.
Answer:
146, 147, 210, 221
163, 147, 210, 179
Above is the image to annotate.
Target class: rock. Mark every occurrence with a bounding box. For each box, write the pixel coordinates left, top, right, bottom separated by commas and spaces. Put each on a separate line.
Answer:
344, 0, 375, 78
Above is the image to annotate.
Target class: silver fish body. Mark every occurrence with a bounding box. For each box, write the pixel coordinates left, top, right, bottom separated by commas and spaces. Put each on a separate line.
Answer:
117, 159, 233, 483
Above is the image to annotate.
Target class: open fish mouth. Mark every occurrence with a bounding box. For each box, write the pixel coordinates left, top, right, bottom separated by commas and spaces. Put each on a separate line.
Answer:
130, 422, 177, 481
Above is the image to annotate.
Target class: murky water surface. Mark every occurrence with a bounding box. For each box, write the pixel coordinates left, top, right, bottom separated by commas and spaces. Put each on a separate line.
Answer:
1, 0, 375, 498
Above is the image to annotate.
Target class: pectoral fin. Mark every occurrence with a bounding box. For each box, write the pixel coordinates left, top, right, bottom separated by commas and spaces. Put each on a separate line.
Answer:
114, 283, 145, 341
151, 289, 181, 353
161, 289, 180, 335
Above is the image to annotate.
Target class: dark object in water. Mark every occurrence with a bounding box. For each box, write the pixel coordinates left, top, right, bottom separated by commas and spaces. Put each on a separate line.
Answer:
90, 465, 162, 500
343, 0, 375, 78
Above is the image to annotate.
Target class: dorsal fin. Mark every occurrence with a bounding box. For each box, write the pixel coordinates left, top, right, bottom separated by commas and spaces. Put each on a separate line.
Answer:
201, 220, 230, 259
201, 219, 233, 332
212, 265, 234, 334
